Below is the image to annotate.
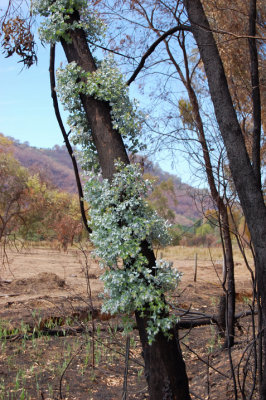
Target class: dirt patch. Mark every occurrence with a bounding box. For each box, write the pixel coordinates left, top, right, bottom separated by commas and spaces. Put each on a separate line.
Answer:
9, 272, 66, 293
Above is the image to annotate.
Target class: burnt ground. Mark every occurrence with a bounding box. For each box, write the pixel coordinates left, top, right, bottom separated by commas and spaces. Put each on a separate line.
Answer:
0, 245, 258, 399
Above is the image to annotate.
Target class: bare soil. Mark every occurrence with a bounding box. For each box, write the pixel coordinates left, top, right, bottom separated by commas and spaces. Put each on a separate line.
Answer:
0, 246, 257, 399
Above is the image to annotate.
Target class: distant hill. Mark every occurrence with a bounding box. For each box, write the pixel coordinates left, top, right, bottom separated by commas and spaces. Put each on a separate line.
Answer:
9, 139, 77, 193
144, 161, 203, 224
1, 134, 203, 225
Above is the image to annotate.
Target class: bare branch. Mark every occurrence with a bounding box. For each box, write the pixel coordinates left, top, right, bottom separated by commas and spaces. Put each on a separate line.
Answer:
126, 24, 191, 85
49, 43, 92, 235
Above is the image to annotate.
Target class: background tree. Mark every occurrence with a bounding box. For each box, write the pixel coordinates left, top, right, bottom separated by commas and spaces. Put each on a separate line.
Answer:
97, 0, 237, 347
0, 135, 84, 248
0, 152, 30, 242
145, 174, 177, 222
183, 1, 266, 397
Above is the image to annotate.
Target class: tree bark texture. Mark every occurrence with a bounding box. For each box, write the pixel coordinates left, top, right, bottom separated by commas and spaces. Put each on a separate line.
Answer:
184, 0, 266, 397
248, 0, 262, 189
59, 11, 191, 400
220, 206, 235, 348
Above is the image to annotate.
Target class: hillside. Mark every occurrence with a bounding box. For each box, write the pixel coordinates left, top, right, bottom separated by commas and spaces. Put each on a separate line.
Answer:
11, 141, 76, 194
1, 134, 202, 224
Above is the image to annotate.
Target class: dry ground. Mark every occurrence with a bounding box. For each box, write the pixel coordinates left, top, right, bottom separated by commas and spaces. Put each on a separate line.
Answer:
0, 244, 257, 399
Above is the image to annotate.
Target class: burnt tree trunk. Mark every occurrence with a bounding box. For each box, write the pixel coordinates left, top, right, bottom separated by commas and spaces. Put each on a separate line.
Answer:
248, 0, 263, 390
248, 0, 261, 189
59, 10, 191, 400
169, 36, 236, 346
160, 29, 235, 347
184, 1, 266, 397
185, 72, 235, 348
220, 205, 235, 348
163, 30, 236, 345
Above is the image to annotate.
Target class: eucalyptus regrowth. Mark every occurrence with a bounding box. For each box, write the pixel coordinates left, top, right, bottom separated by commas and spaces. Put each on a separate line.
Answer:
32, 0, 105, 44
32, 0, 182, 343
86, 162, 181, 343
56, 57, 145, 170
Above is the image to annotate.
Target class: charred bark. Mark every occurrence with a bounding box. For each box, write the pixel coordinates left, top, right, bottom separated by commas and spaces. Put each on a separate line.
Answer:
248, 0, 262, 189
184, 0, 266, 397
220, 205, 235, 348
136, 313, 191, 400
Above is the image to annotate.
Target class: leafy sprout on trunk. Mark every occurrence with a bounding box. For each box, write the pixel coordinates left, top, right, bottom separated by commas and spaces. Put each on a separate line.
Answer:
32, 0, 182, 344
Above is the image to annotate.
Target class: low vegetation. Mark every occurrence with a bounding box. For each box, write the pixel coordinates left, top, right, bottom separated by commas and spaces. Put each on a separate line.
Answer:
0, 244, 257, 399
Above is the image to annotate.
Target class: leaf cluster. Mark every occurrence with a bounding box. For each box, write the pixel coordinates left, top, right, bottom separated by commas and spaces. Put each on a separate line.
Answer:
1, 16, 37, 67
86, 162, 180, 342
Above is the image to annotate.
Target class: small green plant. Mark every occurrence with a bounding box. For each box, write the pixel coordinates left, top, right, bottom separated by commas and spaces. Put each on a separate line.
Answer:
83, 341, 91, 368
0, 319, 19, 339
20, 321, 30, 337
90, 369, 96, 382
35, 374, 40, 393
0, 378, 6, 400
48, 383, 53, 398
15, 370, 21, 390
1, 338, 6, 351
137, 367, 144, 381
31, 335, 37, 349
130, 336, 137, 349
58, 358, 68, 376
65, 316, 72, 326
207, 325, 217, 353
243, 296, 252, 306
66, 382, 70, 395
7, 354, 14, 370
211, 296, 218, 307
20, 387, 26, 400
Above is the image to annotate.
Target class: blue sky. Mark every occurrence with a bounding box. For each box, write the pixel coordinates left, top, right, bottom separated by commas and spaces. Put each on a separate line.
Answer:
0, 1, 199, 186
0, 46, 196, 183
0, 39, 68, 148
